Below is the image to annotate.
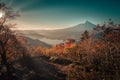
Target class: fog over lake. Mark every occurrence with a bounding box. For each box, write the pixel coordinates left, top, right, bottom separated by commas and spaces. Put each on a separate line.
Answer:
39, 37, 63, 45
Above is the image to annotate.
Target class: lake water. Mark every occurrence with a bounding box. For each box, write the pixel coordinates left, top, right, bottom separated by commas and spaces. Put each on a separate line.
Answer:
39, 37, 63, 45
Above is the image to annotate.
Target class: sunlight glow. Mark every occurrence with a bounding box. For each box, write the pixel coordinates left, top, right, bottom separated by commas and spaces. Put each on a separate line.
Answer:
0, 11, 5, 18
0, 12, 3, 18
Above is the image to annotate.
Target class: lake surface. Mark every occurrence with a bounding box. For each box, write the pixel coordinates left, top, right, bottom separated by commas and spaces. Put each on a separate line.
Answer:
39, 37, 63, 45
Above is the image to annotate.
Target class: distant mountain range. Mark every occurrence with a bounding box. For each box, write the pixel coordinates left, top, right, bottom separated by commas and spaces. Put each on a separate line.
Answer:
18, 21, 96, 40
38, 21, 96, 39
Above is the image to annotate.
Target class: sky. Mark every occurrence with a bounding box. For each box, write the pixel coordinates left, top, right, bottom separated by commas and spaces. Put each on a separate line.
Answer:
1, 0, 120, 30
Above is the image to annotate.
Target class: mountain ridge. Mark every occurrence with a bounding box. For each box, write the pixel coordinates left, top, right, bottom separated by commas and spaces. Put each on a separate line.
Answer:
24, 36, 51, 48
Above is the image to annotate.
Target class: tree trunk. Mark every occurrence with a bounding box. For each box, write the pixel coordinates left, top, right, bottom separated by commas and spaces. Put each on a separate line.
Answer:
0, 41, 12, 80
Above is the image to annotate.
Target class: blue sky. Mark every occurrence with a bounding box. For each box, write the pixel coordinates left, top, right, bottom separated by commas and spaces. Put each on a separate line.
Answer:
2, 0, 120, 30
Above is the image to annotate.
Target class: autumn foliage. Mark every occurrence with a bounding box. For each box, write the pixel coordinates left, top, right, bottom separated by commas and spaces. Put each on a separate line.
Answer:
35, 20, 120, 80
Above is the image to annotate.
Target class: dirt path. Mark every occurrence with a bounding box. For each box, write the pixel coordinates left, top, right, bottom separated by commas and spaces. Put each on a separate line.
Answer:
19, 55, 66, 80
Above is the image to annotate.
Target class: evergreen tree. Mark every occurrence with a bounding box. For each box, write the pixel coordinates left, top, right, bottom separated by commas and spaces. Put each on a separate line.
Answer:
81, 30, 89, 41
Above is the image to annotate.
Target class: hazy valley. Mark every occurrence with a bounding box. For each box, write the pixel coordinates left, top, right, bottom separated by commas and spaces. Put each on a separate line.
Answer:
17, 21, 96, 47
